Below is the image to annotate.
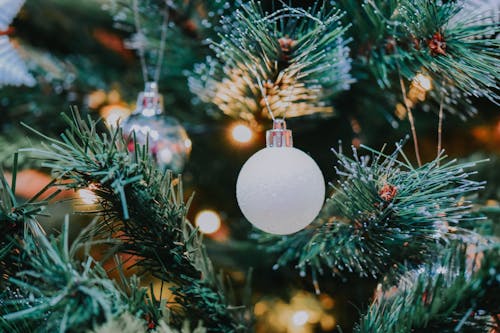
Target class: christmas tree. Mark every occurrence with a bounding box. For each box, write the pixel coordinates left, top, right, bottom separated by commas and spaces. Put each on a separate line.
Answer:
1, 0, 499, 332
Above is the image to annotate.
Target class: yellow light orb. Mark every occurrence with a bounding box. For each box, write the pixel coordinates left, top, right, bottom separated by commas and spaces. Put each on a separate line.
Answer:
78, 189, 98, 204
413, 73, 432, 91
320, 315, 336, 330
100, 104, 130, 127
87, 90, 107, 108
107, 89, 121, 104
231, 124, 253, 143
253, 301, 268, 316
291, 310, 309, 326
195, 210, 221, 234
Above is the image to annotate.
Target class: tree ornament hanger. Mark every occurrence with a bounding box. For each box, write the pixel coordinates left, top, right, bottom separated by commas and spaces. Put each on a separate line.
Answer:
132, 0, 169, 84
257, 75, 297, 146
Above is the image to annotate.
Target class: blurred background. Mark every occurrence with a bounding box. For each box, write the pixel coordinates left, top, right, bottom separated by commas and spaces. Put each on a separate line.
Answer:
1, 0, 499, 332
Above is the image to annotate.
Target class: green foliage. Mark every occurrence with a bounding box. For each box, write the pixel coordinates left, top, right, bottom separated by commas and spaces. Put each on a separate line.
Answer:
89, 312, 206, 333
1, 1, 499, 332
0, 218, 176, 333
355, 243, 500, 332
0, 133, 41, 169
345, 0, 499, 107
0, 157, 57, 283
22, 111, 249, 332
189, 0, 353, 122
261, 142, 485, 286
396, 0, 499, 103
102, 0, 235, 114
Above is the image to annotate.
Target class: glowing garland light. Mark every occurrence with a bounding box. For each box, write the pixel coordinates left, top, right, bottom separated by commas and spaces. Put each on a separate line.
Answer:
230, 123, 253, 144
413, 73, 432, 91
195, 210, 222, 234
100, 104, 130, 127
292, 310, 309, 326
78, 188, 98, 204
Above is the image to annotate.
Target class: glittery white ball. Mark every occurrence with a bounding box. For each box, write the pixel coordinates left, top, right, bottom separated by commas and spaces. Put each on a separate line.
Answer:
236, 147, 325, 235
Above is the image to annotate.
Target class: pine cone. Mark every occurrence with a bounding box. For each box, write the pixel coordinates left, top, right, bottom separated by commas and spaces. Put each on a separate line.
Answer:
427, 32, 446, 56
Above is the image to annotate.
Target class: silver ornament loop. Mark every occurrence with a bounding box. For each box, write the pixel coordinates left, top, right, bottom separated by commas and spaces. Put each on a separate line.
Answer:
266, 118, 293, 148
134, 81, 163, 117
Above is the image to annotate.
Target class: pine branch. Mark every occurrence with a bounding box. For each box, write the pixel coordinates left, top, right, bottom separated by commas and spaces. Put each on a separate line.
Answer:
0, 157, 56, 286
346, 0, 499, 106
189, 0, 353, 122
260, 142, 486, 290
90, 312, 207, 333
355, 243, 500, 332
1, 218, 176, 333
397, 0, 499, 104
102, 0, 232, 80
0, 132, 41, 170
21, 111, 248, 332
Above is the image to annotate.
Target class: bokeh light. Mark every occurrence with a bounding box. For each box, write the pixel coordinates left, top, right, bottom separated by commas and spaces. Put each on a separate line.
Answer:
231, 123, 253, 143
292, 310, 309, 326
78, 189, 98, 204
195, 210, 222, 234
100, 104, 130, 127
413, 73, 432, 91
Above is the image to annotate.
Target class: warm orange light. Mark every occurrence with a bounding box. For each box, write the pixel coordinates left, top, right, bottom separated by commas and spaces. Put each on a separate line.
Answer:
87, 90, 107, 108
413, 73, 432, 91
320, 315, 336, 330
100, 104, 130, 127
107, 89, 121, 104
254, 301, 268, 316
291, 310, 309, 326
231, 123, 253, 143
78, 189, 98, 204
195, 210, 221, 234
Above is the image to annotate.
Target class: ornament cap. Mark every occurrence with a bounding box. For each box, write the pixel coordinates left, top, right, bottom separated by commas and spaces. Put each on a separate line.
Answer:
134, 81, 164, 117
266, 118, 293, 147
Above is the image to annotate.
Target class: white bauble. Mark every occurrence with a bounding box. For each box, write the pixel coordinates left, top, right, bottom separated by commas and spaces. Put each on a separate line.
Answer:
236, 147, 325, 235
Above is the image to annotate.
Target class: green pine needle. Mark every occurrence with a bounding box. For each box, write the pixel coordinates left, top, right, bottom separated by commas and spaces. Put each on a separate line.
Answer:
1, 218, 171, 333
349, 0, 499, 107
260, 141, 486, 287
189, 0, 353, 122
355, 243, 500, 332
20, 110, 249, 332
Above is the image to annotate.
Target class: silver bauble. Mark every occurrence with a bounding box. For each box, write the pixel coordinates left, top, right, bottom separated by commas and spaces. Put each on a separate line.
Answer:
122, 82, 191, 172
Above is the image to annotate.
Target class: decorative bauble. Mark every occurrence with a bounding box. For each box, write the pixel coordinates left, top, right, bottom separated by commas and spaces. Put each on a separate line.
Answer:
121, 82, 191, 172
236, 119, 325, 235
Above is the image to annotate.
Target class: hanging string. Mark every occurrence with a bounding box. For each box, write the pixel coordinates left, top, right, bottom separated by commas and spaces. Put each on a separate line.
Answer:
154, 7, 169, 82
132, 0, 170, 83
132, 0, 148, 83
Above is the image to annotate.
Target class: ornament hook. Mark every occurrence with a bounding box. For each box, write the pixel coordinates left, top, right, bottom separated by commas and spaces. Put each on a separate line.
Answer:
266, 118, 293, 148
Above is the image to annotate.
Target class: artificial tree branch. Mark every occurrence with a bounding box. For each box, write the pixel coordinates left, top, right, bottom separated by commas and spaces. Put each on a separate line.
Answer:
355, 243, 500, 333
261, 141, 486, 286
21, 111, 249, 333
1, 217, 194, 332
189, 0, 353, 121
